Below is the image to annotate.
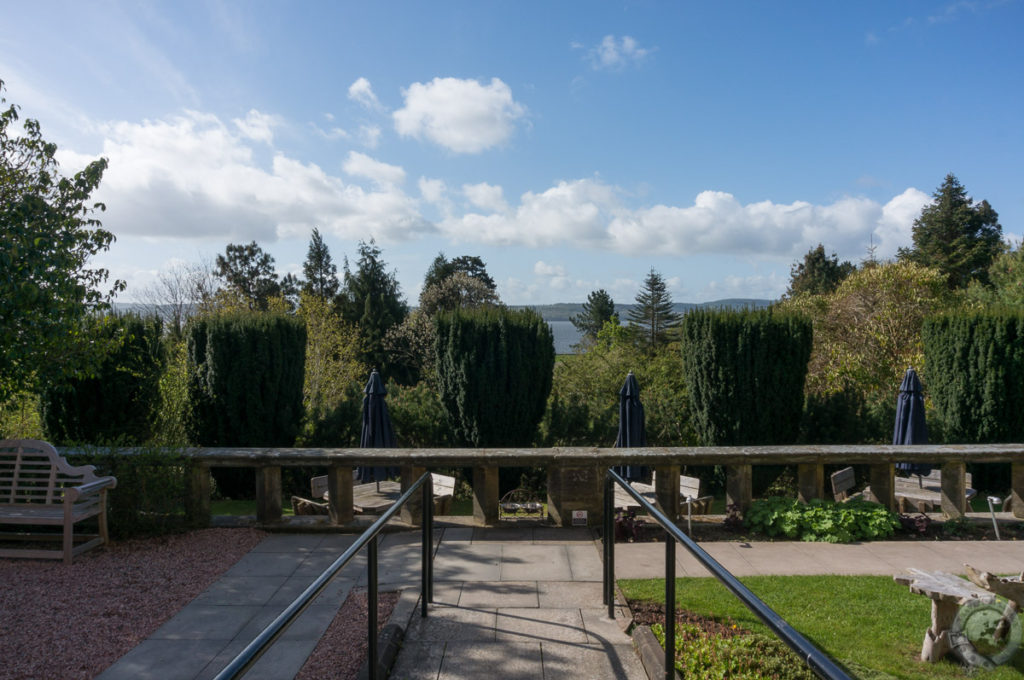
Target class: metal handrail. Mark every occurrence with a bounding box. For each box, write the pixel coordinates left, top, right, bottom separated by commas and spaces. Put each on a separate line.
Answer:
603, 469, 852, 680
213, 472, 435, 680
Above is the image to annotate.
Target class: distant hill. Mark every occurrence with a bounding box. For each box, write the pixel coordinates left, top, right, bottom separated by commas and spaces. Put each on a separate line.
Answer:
513, 298, 774, 322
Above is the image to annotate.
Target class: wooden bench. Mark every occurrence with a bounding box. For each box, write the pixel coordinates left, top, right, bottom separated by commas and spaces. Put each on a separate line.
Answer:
831, 466, 976, 512
615, 473, 713, 516
0, 439, 117, 564
310, 472, 456, 516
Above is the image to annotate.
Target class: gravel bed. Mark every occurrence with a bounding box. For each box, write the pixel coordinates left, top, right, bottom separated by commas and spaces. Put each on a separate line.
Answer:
0, 528, 266, 680
296, 590, 400, 680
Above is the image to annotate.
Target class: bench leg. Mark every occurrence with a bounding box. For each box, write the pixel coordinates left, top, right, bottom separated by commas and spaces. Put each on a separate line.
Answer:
99, 489, 110, 545
922, 599, 957, 662
63, 502, 74, 565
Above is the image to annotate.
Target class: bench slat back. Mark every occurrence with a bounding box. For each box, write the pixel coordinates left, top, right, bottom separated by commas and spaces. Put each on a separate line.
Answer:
830, 466, 856, 499
0, 440, 95, 505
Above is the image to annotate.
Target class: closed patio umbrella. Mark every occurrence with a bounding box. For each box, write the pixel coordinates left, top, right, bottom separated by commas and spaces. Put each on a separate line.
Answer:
894, 367, 932, 477
357, 369, 399, 490
613, 372, 650, 483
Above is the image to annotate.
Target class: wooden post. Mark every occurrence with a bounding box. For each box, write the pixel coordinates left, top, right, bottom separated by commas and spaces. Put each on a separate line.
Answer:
939, 461, 967, 518
400, 465, 427, 526
327, 464, 354, 525
255, 466, 282, 523
547, 464, 603, 527
185, 462, 211, 529
797, 463, 824, 503
473, 465, 500, 526
654, 465, 681, 520
726, 464, 752, 515
868, 463, 896, 511
1012, 463, 1024, 520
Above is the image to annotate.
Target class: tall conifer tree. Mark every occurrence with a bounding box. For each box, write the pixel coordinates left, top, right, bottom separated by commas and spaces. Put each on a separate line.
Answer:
301, 228, 339, 300
628, 269, 681, 349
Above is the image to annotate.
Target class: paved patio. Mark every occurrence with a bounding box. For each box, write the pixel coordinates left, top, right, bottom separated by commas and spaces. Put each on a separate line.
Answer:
96, 524, 1024, 680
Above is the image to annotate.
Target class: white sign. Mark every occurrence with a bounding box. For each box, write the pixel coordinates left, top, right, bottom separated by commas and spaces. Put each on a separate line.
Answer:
571, 510, 588, 526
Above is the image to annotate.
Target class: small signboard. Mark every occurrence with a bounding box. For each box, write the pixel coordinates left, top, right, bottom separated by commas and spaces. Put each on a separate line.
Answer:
571, 510, 588, 526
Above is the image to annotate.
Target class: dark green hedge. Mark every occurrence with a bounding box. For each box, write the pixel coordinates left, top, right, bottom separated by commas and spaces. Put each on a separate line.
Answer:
42, 315, 165, 445
681, 308, 812, 445
435, 307, 554, 447
923, 309, 1024, 443
185, 312, 306, 447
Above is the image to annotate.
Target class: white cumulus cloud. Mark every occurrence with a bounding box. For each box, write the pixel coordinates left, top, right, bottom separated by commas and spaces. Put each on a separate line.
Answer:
534, 260, 566, 277
58, 110, 431, 245
232, 109, 281, 143
419, 177, 447, 204
393, 77, 526, 154
348, 77, 384, 111
343, 151, 406, 187
463, 182, 508, 213
358, 124, 382, 148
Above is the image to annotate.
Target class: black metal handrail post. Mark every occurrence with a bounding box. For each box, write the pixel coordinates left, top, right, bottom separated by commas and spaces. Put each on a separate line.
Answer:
603, 469, 852, 680
213, 472, 434, 680
664, 533, 675, 680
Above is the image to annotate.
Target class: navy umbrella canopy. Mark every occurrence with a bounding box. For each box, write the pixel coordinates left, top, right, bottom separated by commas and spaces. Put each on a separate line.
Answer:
358, 369, 398, 485
894, 367, 931, 476
613, 372, 650, 483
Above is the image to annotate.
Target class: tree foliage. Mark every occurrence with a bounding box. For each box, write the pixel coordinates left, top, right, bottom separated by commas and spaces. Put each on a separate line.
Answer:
301, 227, 339, 300
0, 79, 123, 403
966, 242, 1024, 307
435, 307, 554, 447
422, 253, 496, 297
923, 310, 1024, 443
214, 241, 282, 311
681, 308, 812, 445
786, 244, 854, 297
338, 240, 408, 376
628, 269, 681, 350
185, 311, 306, 448
898, 173, 1003, 289
41, 314, 165, 445
419, 271, 500, 316
570, 289, 619, 342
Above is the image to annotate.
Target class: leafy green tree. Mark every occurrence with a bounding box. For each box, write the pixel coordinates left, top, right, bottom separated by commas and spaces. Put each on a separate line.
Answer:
627, 269, 681, 350
570, 289, 619, 342
898, 173, 1003, 289
338, 240, 408, 374
214, 241, 281, 310
786, 244, 854, 297
967, 242, 1024, 307
419, 272, 500, 316
301, 227, 339, 300
0, 79, 123, 403
421, 253, 496, 297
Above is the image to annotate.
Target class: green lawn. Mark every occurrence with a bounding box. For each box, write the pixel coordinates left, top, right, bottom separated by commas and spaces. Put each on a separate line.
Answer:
620, 575, 1024, 679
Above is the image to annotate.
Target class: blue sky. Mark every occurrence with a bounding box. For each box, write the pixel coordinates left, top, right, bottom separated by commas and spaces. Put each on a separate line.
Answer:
2, 1, 1022, 305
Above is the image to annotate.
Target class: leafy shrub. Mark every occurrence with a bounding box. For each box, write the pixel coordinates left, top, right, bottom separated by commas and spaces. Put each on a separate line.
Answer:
744, 497, 899, 543
41, 314, 165, 445
652, 622, 817, 680
66, 441, 190, 538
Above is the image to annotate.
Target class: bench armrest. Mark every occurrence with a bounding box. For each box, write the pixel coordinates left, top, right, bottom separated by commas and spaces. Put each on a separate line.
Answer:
64, 476, 117, 502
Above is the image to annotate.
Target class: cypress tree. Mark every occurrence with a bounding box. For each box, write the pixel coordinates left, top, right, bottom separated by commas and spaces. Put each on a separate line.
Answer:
301, 227, 339, 300
571, 289, 618, 342
923, 309, 1024, 442
434, 307, 554, 447
681, 308, 812, 445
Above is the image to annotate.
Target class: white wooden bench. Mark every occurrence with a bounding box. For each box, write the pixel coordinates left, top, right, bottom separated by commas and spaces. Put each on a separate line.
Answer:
0, 439, 117, 564
616, 473, 713, 516
832, 466, 976, 512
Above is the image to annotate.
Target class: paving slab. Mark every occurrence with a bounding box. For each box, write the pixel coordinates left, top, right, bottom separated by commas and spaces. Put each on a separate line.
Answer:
537, 581, 604, 608
458, 581, 539, 608
98, 639, 228, 680
436, 641, 542, 680
404, 603, 498, 642
149, 604, 262, 640
433, 543, 503, 581
494, 607, 589, 644
388, 640, 447, 680
500, 544, 573, 581
540, 640, 647, 680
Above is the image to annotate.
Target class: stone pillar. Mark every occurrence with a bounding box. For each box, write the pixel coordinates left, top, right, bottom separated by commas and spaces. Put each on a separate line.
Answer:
939, 461, 967, 518
400, 465, 427, 526
725, 464, 752, 515
547, 464, 603, 527
185, 462, 211, 528
867, 463, 896, 511
327, 464, 354, 525
654, 465, 681, 520
255, 466, 282, 523
797, 463, 824, 503
1012, 463, 1024, 519
473, 466, 500, 526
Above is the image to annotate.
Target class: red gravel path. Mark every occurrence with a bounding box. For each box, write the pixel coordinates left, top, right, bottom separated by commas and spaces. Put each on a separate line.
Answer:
0, 528, 266, 680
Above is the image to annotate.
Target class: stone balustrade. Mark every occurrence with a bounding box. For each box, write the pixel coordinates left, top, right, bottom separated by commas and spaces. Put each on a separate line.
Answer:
167, 444, 1024, 528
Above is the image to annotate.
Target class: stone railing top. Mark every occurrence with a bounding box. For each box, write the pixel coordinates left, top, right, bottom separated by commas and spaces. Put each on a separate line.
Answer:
152, 444, 1024, 467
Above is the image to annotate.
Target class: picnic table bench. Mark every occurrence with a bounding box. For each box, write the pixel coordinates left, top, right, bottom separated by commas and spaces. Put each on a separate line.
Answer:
894, 565, 1023, 667
0, 439, 117, 564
